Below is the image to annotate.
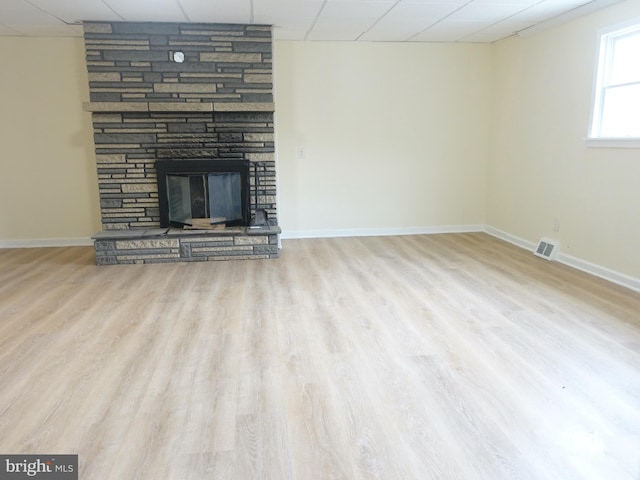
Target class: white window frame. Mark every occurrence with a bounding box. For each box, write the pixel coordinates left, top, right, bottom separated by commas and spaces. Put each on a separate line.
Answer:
587, 18, 640, 148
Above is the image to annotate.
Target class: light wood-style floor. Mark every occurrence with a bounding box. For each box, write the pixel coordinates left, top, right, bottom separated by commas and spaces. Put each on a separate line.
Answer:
0, 233, 639, 479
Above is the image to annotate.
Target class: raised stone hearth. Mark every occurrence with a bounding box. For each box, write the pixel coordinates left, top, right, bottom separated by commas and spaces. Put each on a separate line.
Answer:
83, 21, 279, 264
93, 226, 280, 265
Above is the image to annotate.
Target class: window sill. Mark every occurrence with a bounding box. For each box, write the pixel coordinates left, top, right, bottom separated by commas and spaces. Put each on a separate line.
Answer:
586, 137, 640, 148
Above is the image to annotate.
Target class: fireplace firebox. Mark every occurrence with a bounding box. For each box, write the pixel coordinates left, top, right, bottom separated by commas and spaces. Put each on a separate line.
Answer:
156, 159, 251, 228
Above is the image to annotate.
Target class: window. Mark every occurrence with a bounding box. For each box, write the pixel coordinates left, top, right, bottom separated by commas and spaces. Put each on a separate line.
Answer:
589, 20, 640, 146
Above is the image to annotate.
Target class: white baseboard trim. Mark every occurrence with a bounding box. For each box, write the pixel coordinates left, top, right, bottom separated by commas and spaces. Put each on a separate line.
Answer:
0, 237, 94, 249
484, 226, 640, 293
280, 224, 484, 240
556, 252, 640, 293
483, 225, 537, 251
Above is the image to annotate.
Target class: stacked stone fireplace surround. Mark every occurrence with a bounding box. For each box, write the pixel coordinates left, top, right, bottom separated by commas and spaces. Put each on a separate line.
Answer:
83, 21, 279, 265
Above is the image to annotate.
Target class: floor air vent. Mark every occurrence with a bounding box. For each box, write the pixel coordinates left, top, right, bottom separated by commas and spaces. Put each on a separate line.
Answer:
534, 238, 559, 261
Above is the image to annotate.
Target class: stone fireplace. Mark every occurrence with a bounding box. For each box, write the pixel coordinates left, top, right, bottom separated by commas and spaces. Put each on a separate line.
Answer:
82, 21, 279, 264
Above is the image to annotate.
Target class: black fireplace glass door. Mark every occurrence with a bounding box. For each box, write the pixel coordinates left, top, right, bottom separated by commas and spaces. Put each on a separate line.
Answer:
165, 172, 243, 226
167, 175, 192, 225
208, 173, 242, 222
156, 159, 250, 228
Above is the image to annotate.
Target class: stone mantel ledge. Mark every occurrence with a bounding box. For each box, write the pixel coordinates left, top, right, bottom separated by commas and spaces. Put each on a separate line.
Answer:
82, 101, 275, 113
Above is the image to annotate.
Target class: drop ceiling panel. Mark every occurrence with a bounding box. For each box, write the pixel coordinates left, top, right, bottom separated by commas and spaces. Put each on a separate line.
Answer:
27, 0, 122, 24
359, 26, 424, 42
313, 16, 374, 32
1, 0, 59, 24
319, 1, 396, 20
510, 0, 586, 21
359, 2, 464, 41
273, 27, 309, 40
253, 0, 322, 30
361, 18, 435, 41
307, 29, 363, 41
541, 0, 587, 6
178, 0, 251, 23
462, 20, 532, 42
412, 20, 493, 42
376, 1, 467, 23
447, 2, 534, 21
253, 0, 324, 20
102, 0, 188, 22
260, 16, 317, 30
324, 0, 394, 4
470, 0, 542, 4
313, 1, 395, 34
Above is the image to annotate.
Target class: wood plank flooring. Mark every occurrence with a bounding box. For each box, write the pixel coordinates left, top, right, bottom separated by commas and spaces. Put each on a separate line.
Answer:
0, 233, 639, 479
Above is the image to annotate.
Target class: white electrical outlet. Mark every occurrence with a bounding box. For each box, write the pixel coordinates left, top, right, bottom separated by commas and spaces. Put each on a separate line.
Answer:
297, 147, 306, 159
553, 219, 560, 232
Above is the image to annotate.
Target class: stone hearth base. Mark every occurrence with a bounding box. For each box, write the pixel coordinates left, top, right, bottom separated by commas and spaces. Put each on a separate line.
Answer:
93, 226, 280, 265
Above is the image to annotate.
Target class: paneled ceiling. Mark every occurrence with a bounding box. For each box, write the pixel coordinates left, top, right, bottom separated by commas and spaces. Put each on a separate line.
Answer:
0, 0, 624, 43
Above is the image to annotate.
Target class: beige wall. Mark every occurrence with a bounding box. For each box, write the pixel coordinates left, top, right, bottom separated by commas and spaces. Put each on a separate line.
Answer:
0, 37, 100, 242
275, 41, 492, 235
488, 0, 640, 279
